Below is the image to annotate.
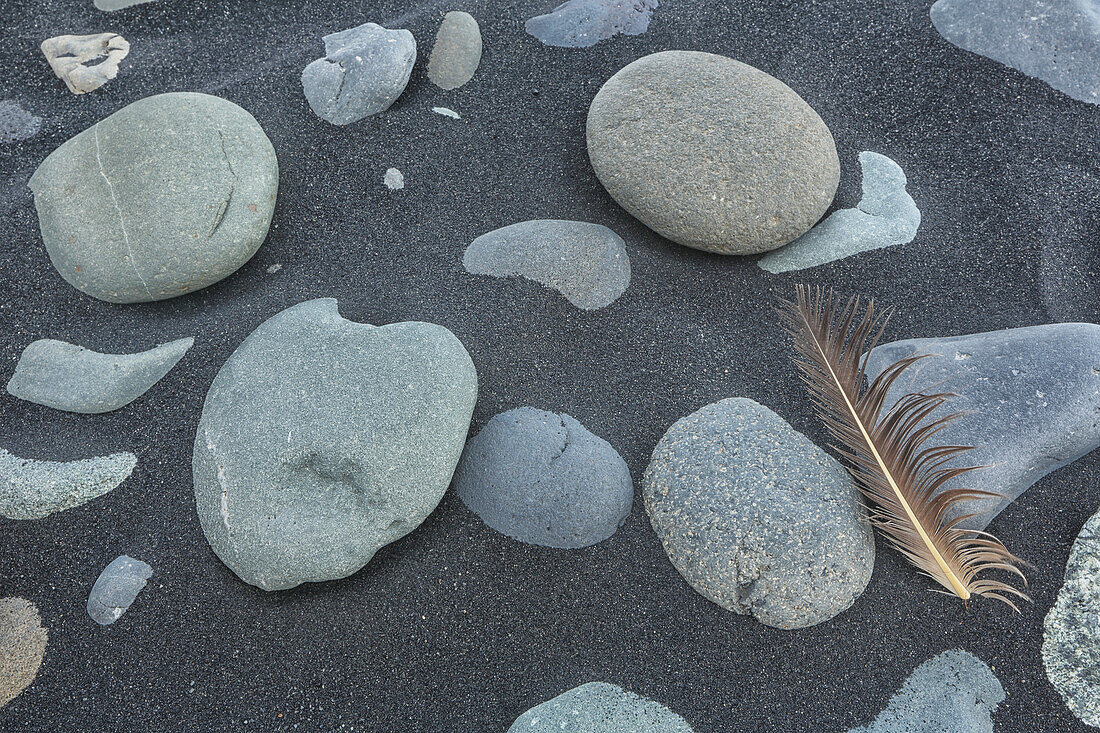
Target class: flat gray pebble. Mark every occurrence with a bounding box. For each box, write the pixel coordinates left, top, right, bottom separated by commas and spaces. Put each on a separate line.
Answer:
193, 299, 477, 591
87, 555, 152, 626
642, 397, 874, 629
586, 51, 839, 255
427, 11, 482, 90
463, 219, 631, 310
0, 447, 136, 520
454, 407, 633, 549
850, 650, 1004, 733
8, 337, 193, 414
525, 0, 658, 48
0, 101, 42, 143
28, 92, 278, 303
508, 682, 694, 732
865, 323, 1100, 530
302, 23, 416, 125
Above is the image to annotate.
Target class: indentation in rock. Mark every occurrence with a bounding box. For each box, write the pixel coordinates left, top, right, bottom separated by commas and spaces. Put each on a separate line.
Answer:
7, 337, 193, 414
850, 650, 1004, 733
508, 682, 694, 732
0, 598, 47, 709
41, 33, 130, 95
526, 0, 659, 48
759, 152, 920, 273
86, 555, 152, 626
0, 447, 136, 520
463, 219, 631, 310
0, 101, 41, 144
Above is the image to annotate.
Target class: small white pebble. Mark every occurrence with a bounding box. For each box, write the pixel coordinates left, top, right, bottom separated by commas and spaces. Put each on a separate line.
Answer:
431, 106, 461, 119
384, 168, 405, 190
266, 263, 282, 274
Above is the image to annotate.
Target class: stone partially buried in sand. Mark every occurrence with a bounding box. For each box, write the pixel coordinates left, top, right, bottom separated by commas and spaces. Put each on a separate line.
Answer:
427, 11, 482, 90
0, 100, 42, 143
0, 598, 47, 709
302, 23, 416, 125
525, 0, 658, 48
454, 407, 633, 548
587, 51, 839, 255
193, 299, 477, 591
0, 447, 136, 520
8, 337, 193, 413
642, 397, 874, 629
28, 92, 278, 303
508, 682, 694, 732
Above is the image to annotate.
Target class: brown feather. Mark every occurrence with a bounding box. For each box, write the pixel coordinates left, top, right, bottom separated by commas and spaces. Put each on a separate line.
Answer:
778, 285, 1029, 610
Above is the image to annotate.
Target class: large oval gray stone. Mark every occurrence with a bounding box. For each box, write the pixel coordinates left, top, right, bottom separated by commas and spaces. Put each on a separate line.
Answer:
642, 397, 874, 629
454, 407, 633, 548
28, 92, 278, 303
586, 51, 839, 255
193, 299, 477, 591
427, 11, 482, 90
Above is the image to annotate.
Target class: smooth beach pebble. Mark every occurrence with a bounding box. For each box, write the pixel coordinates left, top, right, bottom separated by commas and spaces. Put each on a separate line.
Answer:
642, 397, 874, 629
508, 682, 694, 732
86, 555, 152, 626
192, 299, 477, 591
28, 92, 278, 303
586, 51, 839, 255
427, 11, 482, 90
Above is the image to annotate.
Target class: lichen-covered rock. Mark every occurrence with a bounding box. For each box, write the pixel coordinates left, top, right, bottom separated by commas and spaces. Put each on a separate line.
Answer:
28, 92, 278, 303
454, 407, 633, 548
508, 682, 694, 732
8, 337, 192, 413
193, 299, 477, 591
0, 598, 47, 709
587, 51, 839, 255
41, 33, 130, 95
87, 555, 152, 625
428, 11, 482, 90
642, 398, 874, 629
302, 23, 416, 125
0, 447, 136, 520
1043, 506, 1100, 727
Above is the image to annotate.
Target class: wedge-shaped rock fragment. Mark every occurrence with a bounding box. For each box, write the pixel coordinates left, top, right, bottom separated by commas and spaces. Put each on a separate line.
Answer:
87, 555, 152, 625
41, 33, 130, 95
8, 337, 192, 413
0, 447, 136, 520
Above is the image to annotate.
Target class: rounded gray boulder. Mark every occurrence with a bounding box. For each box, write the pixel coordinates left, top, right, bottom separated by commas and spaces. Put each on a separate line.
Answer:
193, 299, 477, 591
586, 51, 839, 255
28, 92, 278, 303
454, 407, 633, 549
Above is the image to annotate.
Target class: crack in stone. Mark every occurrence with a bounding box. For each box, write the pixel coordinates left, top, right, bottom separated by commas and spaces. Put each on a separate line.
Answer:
207, 128, 237, 238
94, 121, 153, 299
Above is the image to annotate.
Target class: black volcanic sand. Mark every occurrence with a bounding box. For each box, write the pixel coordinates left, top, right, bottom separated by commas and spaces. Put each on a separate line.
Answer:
1, 1, 1098, 731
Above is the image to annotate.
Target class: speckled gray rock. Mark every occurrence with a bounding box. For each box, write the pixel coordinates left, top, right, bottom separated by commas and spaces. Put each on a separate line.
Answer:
586, 51, 839, 255
931, 0, 1100, 106
463, 220, 631, 310
850, 650, 1004, 733
1043, 505, 1100, 727
427, 11, 481, 90
28, 92, 278, 303
525, 0, 657, 48
507, 682, 694, 732
0, 598, 47, 709
642, 397, 874, 629
865, 323, 1100, 530
193, 298, 477, 591
94, 0, 158, 9
302, 23, 416, 125
0, 101, 41, 143
8, 337, 193, 414
87, 555, 152, 626
759, 152, 920, 273
0, 447, 136, 520
454, 408, 632, 548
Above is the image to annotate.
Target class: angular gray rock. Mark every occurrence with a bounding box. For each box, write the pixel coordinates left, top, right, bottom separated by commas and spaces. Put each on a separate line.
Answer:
463, 220, 631, 310
759, 152, 921, 273
0, 447, 136, 520
28, 92, 278, 303
41, 33, 130, 95
302, 23, 416, 125
850, 650, 1005, 733
586, 51, 839, 255
642, 397, 874, 630
1043, 505, 1100, 727
94, 0, 158, 9
454, 407, 633, 549
525, 0, 658, 48
931, 0, 1100, 106
865, 323, 1100, 530
87, 555, 152, 626
427, 11, 482, 90
0, 101, 42, 143
193, 299, 477, 591
8, 337, 193, 414
508, 682, 694, 732
0, 598, 47, 710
